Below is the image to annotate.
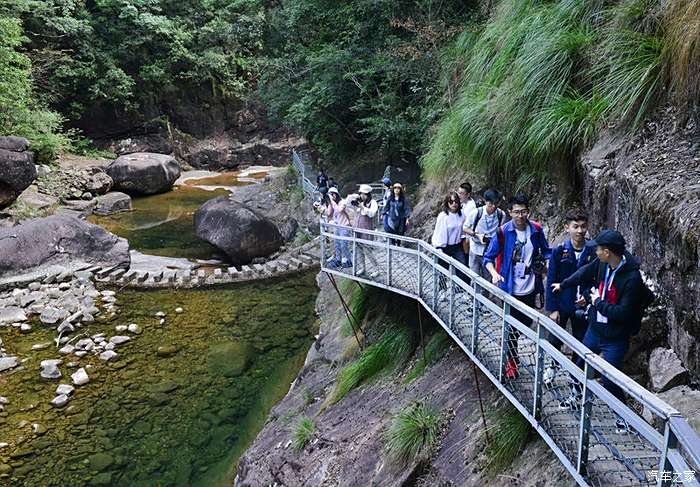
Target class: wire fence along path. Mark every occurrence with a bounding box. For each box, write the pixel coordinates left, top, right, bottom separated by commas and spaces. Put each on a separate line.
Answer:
290, 152, 700, 486
319, 223, 700, 487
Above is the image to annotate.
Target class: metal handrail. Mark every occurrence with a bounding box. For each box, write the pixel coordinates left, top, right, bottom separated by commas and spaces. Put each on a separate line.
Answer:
320, 220, 700, 487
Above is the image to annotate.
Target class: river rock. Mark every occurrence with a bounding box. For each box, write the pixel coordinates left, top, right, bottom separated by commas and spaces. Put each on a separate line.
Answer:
94, 192, 132, 216
0, 137, 36, 208
56, 384, 74, 395
207, 342, 251, 377
194, 196, 283, 265
656, 385, 700, 433
156, 345, 179, 357
99, 351, 117, 362
106, 152, 180, 195
127, 323, 140, 333
0, 306, 27, 324
40, 307, 69, 325
32, 423, 48, 435
58, 344, 75, 355
71, 368, 90, 386
50, 394, 69, 408
40, 359, 62, 380
109, 336, 130, 346
0, 215, 130, 278
649, 347, 689, 392
0, 356, 18, 372
86, 171, 113, 195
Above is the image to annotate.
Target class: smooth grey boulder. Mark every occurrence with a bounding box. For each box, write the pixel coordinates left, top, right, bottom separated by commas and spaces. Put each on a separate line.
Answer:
106, 152, 180, 195
94, 192, 132, 216
0, 215, 130, 278
648, 347, 688, 392
194, 196, 283, 265
0, 136, 36, 208
86, 171, 113, 195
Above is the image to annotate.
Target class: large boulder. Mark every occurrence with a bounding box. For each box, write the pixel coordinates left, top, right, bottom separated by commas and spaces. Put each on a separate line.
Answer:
194, 196, 283, 265
106, 152, 180, 195
0, 215, 130, 278
94, 192, 132, 216
0, 136, 37, 208
648, 347, 689, 392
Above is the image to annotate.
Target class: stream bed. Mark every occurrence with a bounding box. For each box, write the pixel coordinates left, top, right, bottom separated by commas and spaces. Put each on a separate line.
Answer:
0, 272, 318, 486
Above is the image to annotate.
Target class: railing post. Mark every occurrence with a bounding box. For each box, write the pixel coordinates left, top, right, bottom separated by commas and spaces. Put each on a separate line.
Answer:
386, 236, 391, 287
432, 254, 438, 310
448, 264, 455, 327
532, 319, 546, 419
417, 246, 423, 298
320, 222, 325, 266
498, 301, 511, 382
577, 362, 594, 476
470, 282, 480, 354
657, 418, 679, 487
351, 229, 357, 277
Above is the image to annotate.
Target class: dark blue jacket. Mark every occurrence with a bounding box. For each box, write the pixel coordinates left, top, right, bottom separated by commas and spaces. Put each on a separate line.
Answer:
545, 239, 596, 315
483, 220, 551, 295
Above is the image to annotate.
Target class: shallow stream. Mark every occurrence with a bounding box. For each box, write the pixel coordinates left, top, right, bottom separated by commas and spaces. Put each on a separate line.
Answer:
0, 272, 318, 486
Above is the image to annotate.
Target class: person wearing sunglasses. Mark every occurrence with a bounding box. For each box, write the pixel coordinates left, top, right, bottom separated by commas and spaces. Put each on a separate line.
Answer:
431, 191, 468, 268
483, 193, 551, 379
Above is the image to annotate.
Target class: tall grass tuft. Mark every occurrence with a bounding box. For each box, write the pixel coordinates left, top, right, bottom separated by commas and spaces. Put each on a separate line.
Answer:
340, 283, 372, 338
385, 401, 441, 467
329, 325, 417, 404
404, 331, 452, 384
484, 402, 532, 473
662, 0, 700, 104
291, 416, 315, 452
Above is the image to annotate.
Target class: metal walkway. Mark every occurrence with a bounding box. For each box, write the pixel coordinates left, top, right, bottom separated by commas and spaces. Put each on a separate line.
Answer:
290, 151, 700, 486
319, 222, 700, 487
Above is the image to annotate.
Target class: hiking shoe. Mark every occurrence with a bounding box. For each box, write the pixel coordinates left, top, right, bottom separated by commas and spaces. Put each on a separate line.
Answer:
543, 364, 558, 386
615, 418, 630, 434
505, 358, 519, 379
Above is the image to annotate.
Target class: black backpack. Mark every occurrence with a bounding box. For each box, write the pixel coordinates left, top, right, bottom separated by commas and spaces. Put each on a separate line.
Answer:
594, 262, 655, 335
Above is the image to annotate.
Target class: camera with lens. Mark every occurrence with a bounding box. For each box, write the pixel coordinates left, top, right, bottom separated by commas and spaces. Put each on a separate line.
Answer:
481, 235, 492, 246
530, 250, 547, 275
574, 305, 590, 321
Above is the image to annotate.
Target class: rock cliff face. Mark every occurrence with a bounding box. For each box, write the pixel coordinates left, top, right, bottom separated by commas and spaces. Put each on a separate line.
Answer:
579, 108, 700, 379
236, 275, 569, 486
0, 136, 37, 209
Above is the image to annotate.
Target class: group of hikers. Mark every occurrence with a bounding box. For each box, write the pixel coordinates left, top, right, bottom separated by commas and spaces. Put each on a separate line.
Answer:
315, 175, 652, 432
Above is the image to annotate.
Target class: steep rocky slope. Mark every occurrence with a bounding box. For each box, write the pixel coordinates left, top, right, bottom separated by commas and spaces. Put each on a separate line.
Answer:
235, 275, 570, 486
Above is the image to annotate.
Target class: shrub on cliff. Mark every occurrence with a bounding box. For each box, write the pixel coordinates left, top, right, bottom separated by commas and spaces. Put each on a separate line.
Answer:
384, 400, 441, 467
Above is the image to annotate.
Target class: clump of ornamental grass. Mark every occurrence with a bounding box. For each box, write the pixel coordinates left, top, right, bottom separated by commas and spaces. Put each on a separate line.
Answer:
404, 331, 452, 384
291, 416, 315, 452
483, 402, 532, 473
384, 401, 441, 467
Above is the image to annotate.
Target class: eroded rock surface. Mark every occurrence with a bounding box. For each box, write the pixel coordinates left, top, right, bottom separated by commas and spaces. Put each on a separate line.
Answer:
194, 196, 282, 264
0, 137, 36, 208
0, 215, 129, 278
106, 152, 180, 195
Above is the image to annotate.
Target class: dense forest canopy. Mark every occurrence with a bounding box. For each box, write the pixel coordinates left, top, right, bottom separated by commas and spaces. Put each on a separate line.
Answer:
0, 0, 698, 173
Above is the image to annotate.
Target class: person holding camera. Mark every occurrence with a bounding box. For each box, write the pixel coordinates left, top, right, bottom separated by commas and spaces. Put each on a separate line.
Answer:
484, 194, 551, 379
542, 208, 595, 385
551, 230, 652, 431
326, 187, 353, 269
464, 189, 505, 279
351, 185, 380, 277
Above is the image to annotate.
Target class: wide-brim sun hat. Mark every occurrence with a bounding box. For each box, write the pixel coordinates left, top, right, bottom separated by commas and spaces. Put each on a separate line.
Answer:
328, 187, 340, 195
359, 184, 373, 194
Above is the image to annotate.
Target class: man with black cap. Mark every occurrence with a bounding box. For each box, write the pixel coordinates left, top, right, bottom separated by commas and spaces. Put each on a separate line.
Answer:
551, 229, 647, 431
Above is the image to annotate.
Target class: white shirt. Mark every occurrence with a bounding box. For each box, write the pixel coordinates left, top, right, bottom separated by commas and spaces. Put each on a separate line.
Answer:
461, 199, 476, 218
464, 207, 504, 256
512, 227, 535, 296
431, 211, 465, 248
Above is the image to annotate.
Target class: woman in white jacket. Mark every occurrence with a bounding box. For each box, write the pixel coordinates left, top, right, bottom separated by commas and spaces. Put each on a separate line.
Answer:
352, 184, 380, 277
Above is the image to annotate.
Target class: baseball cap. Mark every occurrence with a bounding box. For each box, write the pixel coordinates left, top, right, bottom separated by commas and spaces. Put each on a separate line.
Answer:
382, 177, 391, 186
591, 229, 626, 250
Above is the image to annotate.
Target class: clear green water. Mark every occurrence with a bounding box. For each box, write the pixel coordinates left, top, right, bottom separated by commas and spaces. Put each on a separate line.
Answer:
0, 273, 318, 486
88, 185, 232, 261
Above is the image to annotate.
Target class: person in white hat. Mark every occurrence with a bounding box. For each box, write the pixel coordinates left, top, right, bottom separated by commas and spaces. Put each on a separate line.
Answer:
327, 186, 353, 268
352, 184, 380, 277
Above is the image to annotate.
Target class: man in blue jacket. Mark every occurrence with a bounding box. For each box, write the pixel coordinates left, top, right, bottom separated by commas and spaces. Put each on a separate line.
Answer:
543, 208, 595, 385
484, 194, 551, 379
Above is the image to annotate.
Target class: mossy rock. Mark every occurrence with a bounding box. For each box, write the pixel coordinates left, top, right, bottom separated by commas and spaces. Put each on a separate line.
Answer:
206, 341, 252, 377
